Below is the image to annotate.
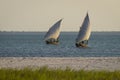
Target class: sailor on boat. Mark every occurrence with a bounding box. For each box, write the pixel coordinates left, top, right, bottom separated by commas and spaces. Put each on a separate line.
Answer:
75, 40, 88, 47
46, 38, 59, 44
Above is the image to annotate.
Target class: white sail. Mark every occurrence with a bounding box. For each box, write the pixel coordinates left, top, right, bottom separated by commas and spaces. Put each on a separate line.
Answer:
76, 13, 91, 43
44, 19, 62, 41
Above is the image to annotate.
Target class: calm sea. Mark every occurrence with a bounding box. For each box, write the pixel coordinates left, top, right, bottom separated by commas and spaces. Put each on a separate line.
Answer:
0, 32, 120, 57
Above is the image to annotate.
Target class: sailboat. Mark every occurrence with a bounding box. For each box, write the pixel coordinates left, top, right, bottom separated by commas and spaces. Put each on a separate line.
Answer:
44, 19, 62, 45
75, 13, 91, 48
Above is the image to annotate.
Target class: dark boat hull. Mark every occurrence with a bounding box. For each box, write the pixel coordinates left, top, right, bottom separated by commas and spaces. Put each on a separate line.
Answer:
75, 43, 87, 48
46, 41, 59, 45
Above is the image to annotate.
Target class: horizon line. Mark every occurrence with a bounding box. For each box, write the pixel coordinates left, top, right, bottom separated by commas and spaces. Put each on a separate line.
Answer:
0, 31, 120, 32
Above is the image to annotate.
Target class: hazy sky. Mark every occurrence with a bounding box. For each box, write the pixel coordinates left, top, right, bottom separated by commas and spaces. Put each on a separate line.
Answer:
0, 0, 120, 31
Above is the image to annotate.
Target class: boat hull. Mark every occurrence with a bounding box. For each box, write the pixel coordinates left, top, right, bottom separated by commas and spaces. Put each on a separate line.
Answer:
75, 42, 88, 48
46, 41, 59, 45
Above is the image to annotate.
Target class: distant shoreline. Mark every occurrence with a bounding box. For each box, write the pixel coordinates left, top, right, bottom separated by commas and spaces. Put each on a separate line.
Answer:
0, 31, 120, 33
0, 57, 120, 71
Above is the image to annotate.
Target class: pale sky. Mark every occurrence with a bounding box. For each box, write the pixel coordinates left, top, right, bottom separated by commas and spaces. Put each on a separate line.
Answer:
0, 0, 120, 31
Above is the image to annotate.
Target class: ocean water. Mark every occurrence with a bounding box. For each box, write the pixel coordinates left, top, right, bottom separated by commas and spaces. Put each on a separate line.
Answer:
0, 32, 120, 57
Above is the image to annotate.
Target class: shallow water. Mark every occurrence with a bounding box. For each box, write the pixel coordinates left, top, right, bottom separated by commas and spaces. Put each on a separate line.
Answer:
0, 32, 120, 57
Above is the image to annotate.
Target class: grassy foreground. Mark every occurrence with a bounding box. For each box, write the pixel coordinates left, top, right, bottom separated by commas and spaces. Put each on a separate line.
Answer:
0, 67, 120, 80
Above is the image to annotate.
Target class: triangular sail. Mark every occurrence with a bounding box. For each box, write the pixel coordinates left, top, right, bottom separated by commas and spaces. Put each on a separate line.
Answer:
76, 13, 91, 43
44, 19, 62, 40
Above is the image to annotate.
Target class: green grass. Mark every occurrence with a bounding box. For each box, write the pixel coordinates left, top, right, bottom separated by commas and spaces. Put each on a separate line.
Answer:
0, 67, 120, 80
